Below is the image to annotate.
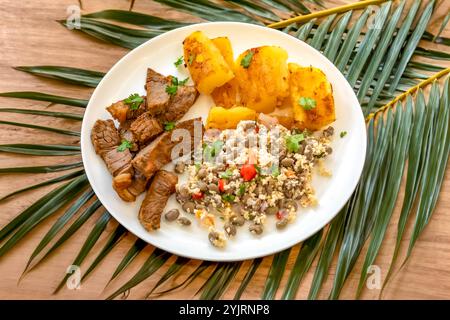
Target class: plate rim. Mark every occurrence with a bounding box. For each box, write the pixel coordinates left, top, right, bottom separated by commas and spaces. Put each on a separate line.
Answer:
81, 21, 367, 262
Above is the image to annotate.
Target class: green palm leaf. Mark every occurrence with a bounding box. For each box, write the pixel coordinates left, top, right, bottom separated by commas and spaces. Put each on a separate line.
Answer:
0, 170, 84, 202
0, 175, 89, 258
107, 238, 148, 285
281, 230, 323, 300
0, 108, 83, 121
106, 249, 172, 300
0, 91, 88, 107
0, 144, 80, 156
14, 66, 104, 88
198, 262, 243, 300
234, 258, 263, 299
21, 189, 95, 275
81, 224, 128, 282
0, 161, 83, 174
0, 120, 80, 136
261, 248, 291, 299
54, 211, 111, 294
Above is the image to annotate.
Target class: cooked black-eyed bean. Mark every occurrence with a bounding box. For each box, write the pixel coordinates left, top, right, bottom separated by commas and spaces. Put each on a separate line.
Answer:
231, 203, 242, 215
326, 146, 333, 155
208, 183, 219, 193
265, 206, 278, 215
249, 223, 263, 235
164, 209, 180, 221
177, 217, 191, 226
224, 222, 237, 237
197, 181, 208, 192
212, 164, 226, 173
231, 215, 245, 226
284, 189, 293, 198
176, 193, 188, 204
323, 126, 334, 137
283, 199, 298, 210
174, 161, 185, 174
208, 230, 220, 246
281, 158, 295, 167
276, 218, 289, 229
178, 184, 190, 197
182, 201, 195, 213
197, 168, 207, 179
242, 194, 251, 205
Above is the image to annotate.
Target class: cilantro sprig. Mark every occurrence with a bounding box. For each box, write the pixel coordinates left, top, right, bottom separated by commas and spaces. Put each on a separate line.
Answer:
285, 133, 305, 153
298, 97, 317, 110
124, 93, 144, 110
117, 140, 133, 152
222, 194, 235, 203
219, 169, 233, 179
340, 131, 347, 138
203, 140, 224, 162
165, 76, 189, 96
240, 51, 255, 68
174, 56, 184, 67
164, 121, 176, 131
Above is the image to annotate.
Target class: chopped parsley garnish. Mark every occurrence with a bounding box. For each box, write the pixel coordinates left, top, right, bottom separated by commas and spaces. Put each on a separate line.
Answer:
174, 56, 184, 67
164, 121, 176, 131
165, 76, 189, 95
188, 54, 196, 66
286, 133, 305, 153
238, 184, 246, 196
203, 140, 224, 161
222, 194, 235, 203
298, 97, 317, 110
195, 163, 201, 171
271, 164, 280, 177
117, 140, 133, 152
219, 169, 233, 179
240, 51, 255, 68
340, 131, 347, 138
124, 93, 144, 110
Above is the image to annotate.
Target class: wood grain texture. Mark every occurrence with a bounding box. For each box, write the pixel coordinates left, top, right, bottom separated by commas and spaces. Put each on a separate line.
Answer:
0, 0, 449, 300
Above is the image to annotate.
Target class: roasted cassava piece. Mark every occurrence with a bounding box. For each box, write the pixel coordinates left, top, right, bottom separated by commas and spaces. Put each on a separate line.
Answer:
139, 170, 178, 231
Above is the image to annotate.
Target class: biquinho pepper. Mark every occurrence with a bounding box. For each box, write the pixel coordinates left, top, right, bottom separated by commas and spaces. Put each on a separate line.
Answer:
218, 179, 225, 192
192, 192, 204, 200
240, 163, 257, 182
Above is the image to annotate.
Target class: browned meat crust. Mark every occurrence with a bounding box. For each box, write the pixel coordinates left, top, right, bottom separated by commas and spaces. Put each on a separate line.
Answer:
130, 112, 163, 145
139, 170, 178, 231
159, 85, 199, 123
91, 119, 133, 177
146, 68, 172, 115
132, 118, 203, 178
106, 97, 146, 125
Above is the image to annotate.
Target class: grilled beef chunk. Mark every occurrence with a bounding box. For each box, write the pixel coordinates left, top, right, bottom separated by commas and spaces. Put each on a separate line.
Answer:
146, 68, 172, 115
118, 121, 139, 152
159, 85, 199, 123
130, 112, 163, 145
139, 170, 178, 231
106, 97, 146, 124
91, 119, 133, 177
113, 170, 149, 202
132, 118, 203, 178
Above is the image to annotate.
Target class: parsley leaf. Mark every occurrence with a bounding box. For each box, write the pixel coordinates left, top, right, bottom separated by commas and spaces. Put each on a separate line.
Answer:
271, 164, 280, 177
340, 131, 347, 138
188, 54, 196, 66
298, 97, 317, 110
164, 121, 176, 131
174, 56, 184, 67
238, 184, 246, 197
220, 169, 233, 179
117, 140, 133, 152
240, 51, 255, 68
124, 93, 144, 110
285, 133, 305, 153
222, 194, 235, 203
203, 140, 224, 161
165, 76, 189, 95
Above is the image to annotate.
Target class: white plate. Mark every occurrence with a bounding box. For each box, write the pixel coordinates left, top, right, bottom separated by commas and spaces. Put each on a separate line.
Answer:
81, 22, 366, 261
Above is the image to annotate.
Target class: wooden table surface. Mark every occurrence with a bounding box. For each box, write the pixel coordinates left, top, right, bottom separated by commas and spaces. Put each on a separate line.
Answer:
0, 0, 449, 300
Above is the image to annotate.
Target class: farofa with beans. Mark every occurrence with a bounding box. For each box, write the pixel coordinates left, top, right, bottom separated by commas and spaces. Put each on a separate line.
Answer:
172, 120, 334, 247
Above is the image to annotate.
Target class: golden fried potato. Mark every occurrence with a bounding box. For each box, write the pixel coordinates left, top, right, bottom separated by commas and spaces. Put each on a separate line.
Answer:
206, 106, 257, 130
266, 98, 295, 129
210, 37, 240, 108
289, 63, 335, 130
183, 31, 234, 95
235, 46, 289, 113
